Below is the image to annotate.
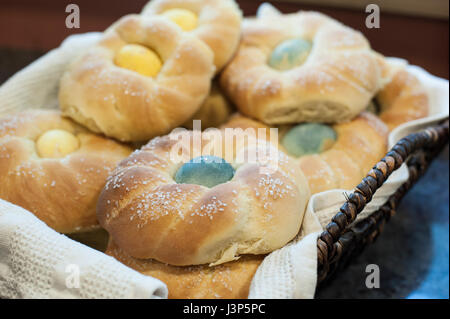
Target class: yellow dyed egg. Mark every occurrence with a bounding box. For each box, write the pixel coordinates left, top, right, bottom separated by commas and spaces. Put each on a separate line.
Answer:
114, 44, 162, 77
36, 129, 80, 158
162, 8, 198, 31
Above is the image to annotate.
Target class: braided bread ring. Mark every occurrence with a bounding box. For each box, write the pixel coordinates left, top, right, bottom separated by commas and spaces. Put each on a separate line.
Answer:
106, 239, 263, 299
0, 110, 132, 233
59, 14, 215, 142
373, 57, 429, 130
221, 11, 383, 125
142, 0, 243, 73
97, 130, 310, 266
222, 112, 388, 194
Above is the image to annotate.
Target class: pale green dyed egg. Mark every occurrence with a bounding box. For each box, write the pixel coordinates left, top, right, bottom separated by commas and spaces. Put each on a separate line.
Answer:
268, 38, 312, 71
281, 123, 337, 157
174, 155, 235, 188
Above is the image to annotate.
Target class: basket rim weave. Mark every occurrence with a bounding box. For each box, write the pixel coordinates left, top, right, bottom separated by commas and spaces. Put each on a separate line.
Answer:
316, 118, 449, 285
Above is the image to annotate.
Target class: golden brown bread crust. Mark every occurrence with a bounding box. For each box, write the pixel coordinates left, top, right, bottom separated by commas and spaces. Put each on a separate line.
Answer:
59, 14, 215, 142
375, 59, 429, 130
183, 81, 235, 130
220, 12, 383, 125
0, 110, 132, 234
220, 114, 272, 139
97, 129, 310, 266
105, 240, 263, 299
142, 0, 243, 73
222, 112, 388, 194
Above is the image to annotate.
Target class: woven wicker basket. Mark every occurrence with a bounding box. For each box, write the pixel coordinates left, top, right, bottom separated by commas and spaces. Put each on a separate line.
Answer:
316, 119, 449, 287
0, 30, 448, 298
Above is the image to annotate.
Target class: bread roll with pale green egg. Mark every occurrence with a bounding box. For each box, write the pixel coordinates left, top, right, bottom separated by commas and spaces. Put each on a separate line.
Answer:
221, 10, 384, 125
221, 112, 389, 194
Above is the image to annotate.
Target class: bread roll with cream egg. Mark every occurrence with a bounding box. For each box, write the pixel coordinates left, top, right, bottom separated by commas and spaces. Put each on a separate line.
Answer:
0, 110, 132, 234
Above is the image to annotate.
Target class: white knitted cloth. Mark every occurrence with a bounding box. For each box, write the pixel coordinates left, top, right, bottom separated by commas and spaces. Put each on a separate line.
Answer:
0, 29, 448, 299
0, 199, 168, 299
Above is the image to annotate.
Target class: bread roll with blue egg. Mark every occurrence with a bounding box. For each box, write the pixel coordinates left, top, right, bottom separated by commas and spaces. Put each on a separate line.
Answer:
0, 110, 132, 234
142, 0, 243, 73
97, 129, 310, 266
220, 9, 384, 125
222, 112, 388, 194
59, 14, 215, 142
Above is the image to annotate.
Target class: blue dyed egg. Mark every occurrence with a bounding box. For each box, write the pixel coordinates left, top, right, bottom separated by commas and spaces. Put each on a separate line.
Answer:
174, 155, 235, 188
281, 123, 337, 157
268, 38, 312, 71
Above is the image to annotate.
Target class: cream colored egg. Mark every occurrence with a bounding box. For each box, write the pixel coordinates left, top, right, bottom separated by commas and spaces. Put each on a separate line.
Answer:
162, 8, 198, 32
36, 129, 80, 158
114, 44, 162, 77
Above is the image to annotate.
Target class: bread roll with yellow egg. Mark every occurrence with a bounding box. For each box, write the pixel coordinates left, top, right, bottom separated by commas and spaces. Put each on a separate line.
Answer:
142, 0, 243, 73
106, 240, 264, 299
59, 14, 215, 142
0, 110, 132, 234
222, 113, 388, 194
97, 129, 310, 266
221, 10, 384, 125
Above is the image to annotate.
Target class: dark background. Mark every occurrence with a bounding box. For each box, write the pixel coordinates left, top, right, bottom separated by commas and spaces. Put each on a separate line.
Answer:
0, 0, 448, 299
0, 0, 448, 80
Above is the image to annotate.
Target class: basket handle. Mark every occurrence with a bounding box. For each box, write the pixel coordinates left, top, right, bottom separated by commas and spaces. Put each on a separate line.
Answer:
316, 119, 449, 270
